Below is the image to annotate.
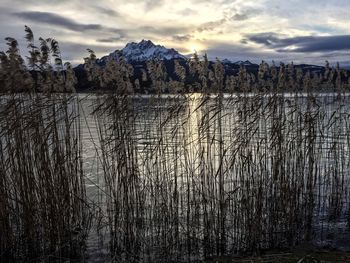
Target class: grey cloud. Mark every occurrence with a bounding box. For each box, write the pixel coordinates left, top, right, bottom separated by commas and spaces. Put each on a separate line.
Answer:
13, 11, 125, 36
203, 41, 269, 62
247, 33, 350, 52
59, 41, 116, 53
138, 25, 190, 36
144, 0, 164, 11
246, 32, 282, 46
58, 41, 118, 64
178, 8, 197, 16
94, 6, 120, 17
172, 34, 192, 42
97, 36, 125, 43
197, 19, 226, 32
13, 11, 111, 32
228, 7, 261, 22
231, 13, 248, 21
280, 35, 350, 52
122, 0, 164, 11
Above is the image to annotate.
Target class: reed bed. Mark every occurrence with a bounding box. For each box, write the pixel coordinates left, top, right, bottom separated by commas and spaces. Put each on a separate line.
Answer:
87, 91, 350, 262
0, 93, 91, 262
0, 29, 91, 262
85, 55, 350, 262
1, 28, 350, 262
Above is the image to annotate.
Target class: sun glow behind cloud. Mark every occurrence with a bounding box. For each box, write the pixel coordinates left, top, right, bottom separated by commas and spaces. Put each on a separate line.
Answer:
1, 0, 350, 66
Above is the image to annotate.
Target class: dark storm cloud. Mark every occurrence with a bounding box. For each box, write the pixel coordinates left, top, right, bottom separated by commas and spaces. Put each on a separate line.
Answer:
245, 32, 281, 46
13, 11, 115, 32
247, 33, 350, 52
279, 35, 350, 52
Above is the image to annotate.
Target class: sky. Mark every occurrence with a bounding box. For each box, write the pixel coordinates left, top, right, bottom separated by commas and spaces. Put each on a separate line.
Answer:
1, 0, 350, 66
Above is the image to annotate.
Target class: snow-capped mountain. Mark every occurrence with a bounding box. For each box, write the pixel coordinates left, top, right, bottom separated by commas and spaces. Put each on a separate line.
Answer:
221, 59, 254, 66
95, 39, 258, 66
99, 40, 186, 63
233, 60, 254, 66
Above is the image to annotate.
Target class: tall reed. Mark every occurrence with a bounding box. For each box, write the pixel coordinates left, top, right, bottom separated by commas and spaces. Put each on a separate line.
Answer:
0, 28, 90, 262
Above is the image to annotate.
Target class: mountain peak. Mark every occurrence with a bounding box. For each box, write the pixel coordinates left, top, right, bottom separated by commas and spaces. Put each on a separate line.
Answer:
139, 39, 155, 46
104, 39, 186, 62
126, 39, 155, 49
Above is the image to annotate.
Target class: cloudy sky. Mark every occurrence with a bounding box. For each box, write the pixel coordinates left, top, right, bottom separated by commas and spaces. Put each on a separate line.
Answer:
1, 0, 350, 66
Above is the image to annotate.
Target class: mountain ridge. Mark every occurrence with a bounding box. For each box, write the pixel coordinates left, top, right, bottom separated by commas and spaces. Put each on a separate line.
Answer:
95, 39, 259, 65
97, 39, 187, 63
